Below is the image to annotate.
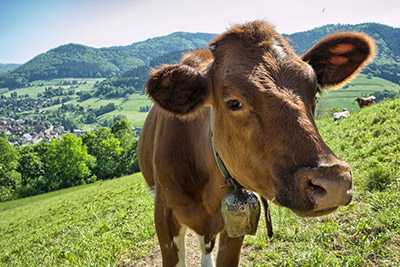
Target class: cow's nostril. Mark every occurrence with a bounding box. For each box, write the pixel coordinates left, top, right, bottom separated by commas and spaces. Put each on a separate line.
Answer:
308, 180, 327, 197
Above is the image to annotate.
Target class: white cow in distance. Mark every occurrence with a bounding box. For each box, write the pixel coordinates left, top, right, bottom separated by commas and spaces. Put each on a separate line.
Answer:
333, 108, 350, 121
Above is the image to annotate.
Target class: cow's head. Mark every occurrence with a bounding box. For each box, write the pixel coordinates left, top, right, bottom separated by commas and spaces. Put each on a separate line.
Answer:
146, 21, 375, 217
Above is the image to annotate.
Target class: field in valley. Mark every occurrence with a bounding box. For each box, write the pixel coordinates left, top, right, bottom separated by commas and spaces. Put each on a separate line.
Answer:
2, 73, 400, 131
316, 74, 400, 116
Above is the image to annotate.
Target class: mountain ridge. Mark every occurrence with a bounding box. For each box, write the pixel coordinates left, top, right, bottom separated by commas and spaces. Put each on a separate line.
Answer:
1, 22, 399, 89
0, 63, 21, 74
0, 32, 216, 88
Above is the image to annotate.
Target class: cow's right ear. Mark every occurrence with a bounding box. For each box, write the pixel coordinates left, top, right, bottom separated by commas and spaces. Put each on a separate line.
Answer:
145, 64, 209, 115
302, 32, 375, 89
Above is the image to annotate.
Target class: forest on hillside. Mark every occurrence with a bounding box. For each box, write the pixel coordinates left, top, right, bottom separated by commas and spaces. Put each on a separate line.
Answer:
0, 33, 215, 89
93, 23, 400, 99
93, 50, 187, 98
0, 64, 21, 74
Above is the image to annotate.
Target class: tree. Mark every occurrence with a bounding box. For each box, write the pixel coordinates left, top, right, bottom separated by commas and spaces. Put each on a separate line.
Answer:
110, 119, 140, 175
81, 131, 98, 156
111, 119, 134, 147
61, 116, 79, 132
94, 127, 113, 141
79, 92, 92, 102
0, 137, 21, 201
42, 134, 94, 190
81, 128, 120, 179
81, 123, 140, 179
16, 146, 45, 197
86, 113, 97, 124
94, 137, 122, 179
119, 139, 140, 175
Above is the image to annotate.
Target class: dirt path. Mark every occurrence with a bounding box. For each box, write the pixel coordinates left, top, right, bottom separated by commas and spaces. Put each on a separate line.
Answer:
134, 230, 253, 266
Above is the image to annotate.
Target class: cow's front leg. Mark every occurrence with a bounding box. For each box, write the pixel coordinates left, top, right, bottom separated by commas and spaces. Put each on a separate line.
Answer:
216, 230, 243, 267
196, 234, 216, 267
155, 193, 187, 267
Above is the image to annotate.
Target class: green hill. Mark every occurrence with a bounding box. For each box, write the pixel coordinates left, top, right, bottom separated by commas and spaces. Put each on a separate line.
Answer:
93, 50, 188, 98
94, 23, 400, 99
316, 74, 400, 116
0, 73, 396, 134
0, 32, 216, 89
2, 23, 400, 91
1, 98, 399, 266
0, 173, 156, 266
0, 64, 21, 74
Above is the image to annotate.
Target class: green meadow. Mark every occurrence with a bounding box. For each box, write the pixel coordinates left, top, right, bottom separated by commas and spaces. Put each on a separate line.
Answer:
1, 96, 400, 266
317, 74, 400, 114
0, 78, 105, 98
0, 173, 155, 266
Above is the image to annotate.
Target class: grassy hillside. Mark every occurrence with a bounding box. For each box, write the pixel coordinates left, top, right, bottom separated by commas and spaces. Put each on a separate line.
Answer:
317, 74, 400, 115
1, 72, 398, 133
1, 97, 400, 266
0, 173, 155, 266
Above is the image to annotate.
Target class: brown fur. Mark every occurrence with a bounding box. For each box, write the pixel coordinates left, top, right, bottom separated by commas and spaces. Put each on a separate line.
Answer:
138, 21, 375, 266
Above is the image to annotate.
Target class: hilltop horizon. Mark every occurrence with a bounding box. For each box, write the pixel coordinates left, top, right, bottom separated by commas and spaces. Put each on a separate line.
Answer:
2, 0, 400, 63
2, 21, 398, 65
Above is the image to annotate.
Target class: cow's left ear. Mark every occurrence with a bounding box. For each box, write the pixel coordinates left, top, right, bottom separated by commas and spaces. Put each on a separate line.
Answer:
302, 32, 375, 88
145, 64, 209, 115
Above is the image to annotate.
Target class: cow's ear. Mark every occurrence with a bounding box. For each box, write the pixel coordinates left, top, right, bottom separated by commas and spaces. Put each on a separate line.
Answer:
302, 32, 375, 89
145, 64, 209, 115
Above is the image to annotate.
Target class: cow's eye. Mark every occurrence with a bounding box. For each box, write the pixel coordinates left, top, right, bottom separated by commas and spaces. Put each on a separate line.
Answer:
226, 99, 243, 111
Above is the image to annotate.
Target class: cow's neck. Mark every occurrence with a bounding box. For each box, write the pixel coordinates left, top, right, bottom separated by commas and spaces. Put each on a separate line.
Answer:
209, 110, 244, 190
209, 110, 274, 238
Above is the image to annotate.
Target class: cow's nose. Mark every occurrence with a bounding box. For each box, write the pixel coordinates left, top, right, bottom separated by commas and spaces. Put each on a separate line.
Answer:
302, 162, 353, 210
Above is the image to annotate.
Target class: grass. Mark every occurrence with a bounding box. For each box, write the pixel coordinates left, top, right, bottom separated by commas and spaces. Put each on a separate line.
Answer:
1, 78, 105, 98
0, 173, 155, 266
243, 184, 400, 266
88, 94, 152, 128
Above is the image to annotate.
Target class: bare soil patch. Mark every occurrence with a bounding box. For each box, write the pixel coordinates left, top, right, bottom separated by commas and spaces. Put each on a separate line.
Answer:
133, 230, 254, 266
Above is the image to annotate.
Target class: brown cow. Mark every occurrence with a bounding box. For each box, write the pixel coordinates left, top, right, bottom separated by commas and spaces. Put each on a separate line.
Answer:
138, 21, 375, 267
355, 95, 376, 108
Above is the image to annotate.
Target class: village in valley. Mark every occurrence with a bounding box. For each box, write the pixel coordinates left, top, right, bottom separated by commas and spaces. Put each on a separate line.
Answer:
0, 95, 86, 146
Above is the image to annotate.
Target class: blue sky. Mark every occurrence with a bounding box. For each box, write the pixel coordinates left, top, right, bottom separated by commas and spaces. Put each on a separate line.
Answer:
1, 0, 399, 63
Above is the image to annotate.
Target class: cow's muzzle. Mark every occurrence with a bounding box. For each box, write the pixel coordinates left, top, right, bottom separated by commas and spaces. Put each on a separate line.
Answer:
276, 161, 353, 217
